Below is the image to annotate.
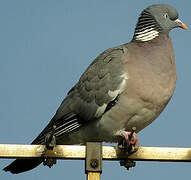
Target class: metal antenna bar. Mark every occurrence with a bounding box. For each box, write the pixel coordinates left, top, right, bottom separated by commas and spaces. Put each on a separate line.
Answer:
1, 144, 191, 162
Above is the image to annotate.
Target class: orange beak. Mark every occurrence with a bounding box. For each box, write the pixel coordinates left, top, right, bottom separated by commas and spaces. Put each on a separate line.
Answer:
175, 19, 188, 30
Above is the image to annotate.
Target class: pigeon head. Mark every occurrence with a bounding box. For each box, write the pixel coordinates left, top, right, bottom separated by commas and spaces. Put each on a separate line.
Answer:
133, 4, 188, 42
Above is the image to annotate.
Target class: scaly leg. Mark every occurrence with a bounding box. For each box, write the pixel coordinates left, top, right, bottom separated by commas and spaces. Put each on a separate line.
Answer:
118, 127, 139, 170
121, 130, 139, 147
118, 127, 139, 152
43, 125, 57, 168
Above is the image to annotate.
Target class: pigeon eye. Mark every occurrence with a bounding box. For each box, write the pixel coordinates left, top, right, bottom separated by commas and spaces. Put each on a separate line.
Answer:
163, 13, 168, 19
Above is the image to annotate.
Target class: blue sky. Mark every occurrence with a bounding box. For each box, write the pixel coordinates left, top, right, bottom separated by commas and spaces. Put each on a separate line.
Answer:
0, 0, 191, 180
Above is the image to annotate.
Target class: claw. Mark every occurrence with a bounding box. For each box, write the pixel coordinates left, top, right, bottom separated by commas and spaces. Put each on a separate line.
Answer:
43, 125, 57, 168
43, 159, 57, 168
120, 160, 136, 170
118, 127, 138, 170
45, 125, 57, 150
118, 127, 139, 153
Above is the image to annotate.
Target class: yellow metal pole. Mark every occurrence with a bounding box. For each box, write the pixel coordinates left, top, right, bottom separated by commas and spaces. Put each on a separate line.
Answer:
85, 142, 102, 180
87, 172, 100, 180
1, 144, 191, 162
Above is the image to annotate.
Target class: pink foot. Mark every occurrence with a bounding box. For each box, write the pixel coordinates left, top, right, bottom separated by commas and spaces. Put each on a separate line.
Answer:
120, 130, 139, 147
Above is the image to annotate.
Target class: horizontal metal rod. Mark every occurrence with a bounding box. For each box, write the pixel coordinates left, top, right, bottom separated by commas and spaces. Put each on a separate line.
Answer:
0, 144, 191, 162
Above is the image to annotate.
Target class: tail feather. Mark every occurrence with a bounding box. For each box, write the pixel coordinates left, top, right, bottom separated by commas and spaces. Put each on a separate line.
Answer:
3, 159, 43, 174
3, 112, 82, 174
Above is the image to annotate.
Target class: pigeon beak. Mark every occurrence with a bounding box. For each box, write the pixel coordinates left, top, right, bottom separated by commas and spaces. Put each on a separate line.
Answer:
175, 19, 188, 30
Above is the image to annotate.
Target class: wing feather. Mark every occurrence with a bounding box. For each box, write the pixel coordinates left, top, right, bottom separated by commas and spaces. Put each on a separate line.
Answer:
33, 45, 129, 144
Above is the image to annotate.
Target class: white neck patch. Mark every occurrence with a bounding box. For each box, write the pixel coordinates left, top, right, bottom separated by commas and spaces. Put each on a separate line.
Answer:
134, 27, 159, 42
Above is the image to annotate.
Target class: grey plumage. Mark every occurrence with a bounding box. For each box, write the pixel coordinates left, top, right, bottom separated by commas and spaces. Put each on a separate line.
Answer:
3, 4, 187, 174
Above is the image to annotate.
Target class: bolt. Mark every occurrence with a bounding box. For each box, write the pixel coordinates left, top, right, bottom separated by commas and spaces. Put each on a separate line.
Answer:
90, 159, 98, 168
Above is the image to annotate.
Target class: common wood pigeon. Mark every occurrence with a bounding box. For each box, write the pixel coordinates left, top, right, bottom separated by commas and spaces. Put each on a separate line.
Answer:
4, 4, 187, 174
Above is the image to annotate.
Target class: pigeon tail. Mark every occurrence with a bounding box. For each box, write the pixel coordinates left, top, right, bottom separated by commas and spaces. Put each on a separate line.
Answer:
3, 159, 43, 174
